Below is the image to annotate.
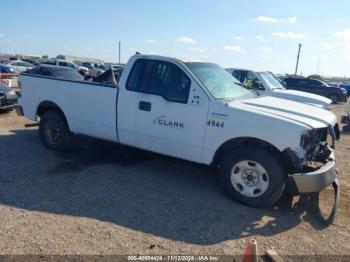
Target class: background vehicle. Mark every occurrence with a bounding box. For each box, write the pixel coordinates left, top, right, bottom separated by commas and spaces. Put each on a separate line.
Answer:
283, 76, 347, 104
4, 60, 34, 73
110, 64, 125, 82
0, 64, 16, 75
17, 54, 339, 209
0, 82, 18, 112
227, 68, 332, 109
42, 60, 89, 75
81, 62, 105, 77
338, 82, 350, 97
24, 66, 85, 81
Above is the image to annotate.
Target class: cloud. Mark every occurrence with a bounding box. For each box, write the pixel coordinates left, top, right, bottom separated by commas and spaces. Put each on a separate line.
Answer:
256, 35, 265, 42
232, 36, 243, 41
145, 39, 156, 44
322, 42, 350, 50
273, 32, 306, 40
189, 48, 208, 53
177, 36, 198, 45
260, 46, 272, 52
322, 28, 350, 51
250, 16, 296, 24
85, 47, 94, 51
0, 33, 4, 38
334, 28, 350, 41
307, 55, 327, 60
258, 54, 271, 60
223, 45, 246, 53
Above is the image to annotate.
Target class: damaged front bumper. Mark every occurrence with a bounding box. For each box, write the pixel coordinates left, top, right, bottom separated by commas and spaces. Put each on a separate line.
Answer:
291, 150, 337, 193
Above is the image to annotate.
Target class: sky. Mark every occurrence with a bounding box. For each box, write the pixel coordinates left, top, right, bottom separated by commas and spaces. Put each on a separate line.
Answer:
1, 0, 350, 77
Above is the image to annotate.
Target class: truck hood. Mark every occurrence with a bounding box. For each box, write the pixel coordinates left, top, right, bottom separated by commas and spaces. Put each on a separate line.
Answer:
231, 96, 337, 129
271, 89, 332, 109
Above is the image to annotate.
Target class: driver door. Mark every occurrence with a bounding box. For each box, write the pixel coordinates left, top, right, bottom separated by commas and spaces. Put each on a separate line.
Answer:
131, 59, 209, 163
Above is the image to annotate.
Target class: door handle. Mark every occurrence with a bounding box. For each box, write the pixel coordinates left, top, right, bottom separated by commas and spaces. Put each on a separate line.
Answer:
139, 101, 152, 112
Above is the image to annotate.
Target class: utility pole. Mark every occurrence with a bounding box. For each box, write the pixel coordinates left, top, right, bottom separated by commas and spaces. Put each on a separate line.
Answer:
295, 43, 302, 75
118, 41, 121, 64
316, 56, 321, 75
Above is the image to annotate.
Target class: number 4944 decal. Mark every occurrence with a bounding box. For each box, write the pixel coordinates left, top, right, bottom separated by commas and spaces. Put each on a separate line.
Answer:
207, 120, 224, 128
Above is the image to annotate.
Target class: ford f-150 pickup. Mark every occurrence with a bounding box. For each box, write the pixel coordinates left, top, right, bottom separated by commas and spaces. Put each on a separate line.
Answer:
17, 54, 340, 209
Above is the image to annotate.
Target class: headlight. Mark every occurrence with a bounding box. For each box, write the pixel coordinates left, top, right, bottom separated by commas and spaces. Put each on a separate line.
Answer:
300, 130, 315, 149
8, 90, 16, 96
300, 128, 327, 149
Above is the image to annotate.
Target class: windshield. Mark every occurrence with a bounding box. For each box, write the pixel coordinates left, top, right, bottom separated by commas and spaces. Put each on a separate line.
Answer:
185, 62, 255, 100
319, 80, 331, 87
258, 72, 285, 90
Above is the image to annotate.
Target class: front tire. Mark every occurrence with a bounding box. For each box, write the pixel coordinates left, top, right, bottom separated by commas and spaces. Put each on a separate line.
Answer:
39, 111, 71, 150
329, 94, 339, 104
219, 145, 286, 207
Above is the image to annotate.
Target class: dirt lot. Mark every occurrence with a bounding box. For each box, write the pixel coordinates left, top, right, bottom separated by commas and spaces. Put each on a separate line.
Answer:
0, 102, 349, 259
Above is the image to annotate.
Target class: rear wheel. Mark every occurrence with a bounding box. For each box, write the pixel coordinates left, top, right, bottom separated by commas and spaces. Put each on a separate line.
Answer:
219, 145, 286, 207
39, 111, 71, 150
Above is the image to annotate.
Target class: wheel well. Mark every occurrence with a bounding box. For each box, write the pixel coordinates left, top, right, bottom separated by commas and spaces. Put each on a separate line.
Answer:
329, 93, 339, 98
212, 137, 283, 167
36, 101, 69, 127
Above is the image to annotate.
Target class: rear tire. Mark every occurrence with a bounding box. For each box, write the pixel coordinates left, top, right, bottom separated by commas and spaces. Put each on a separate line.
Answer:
219, 145, 286, 208
39, 111, 71, 150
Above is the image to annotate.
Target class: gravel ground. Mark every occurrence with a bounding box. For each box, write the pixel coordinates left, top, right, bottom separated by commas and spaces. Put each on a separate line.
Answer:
0, 102, 349, 259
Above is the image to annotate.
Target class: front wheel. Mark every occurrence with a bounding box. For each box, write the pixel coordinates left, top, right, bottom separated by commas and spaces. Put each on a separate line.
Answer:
219, 145, 286, 207
329, 94, 339, 104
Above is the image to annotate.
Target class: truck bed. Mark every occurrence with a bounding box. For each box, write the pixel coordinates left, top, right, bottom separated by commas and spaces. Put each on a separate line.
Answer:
19, 74, 119, 142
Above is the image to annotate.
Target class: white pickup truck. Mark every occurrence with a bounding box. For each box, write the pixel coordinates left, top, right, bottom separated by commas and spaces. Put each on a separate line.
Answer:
17, 54, 340, 208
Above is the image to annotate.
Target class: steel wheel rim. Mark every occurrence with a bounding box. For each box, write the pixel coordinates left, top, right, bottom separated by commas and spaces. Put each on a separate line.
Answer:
43, 120, 61, 145
230, 160, 269, 198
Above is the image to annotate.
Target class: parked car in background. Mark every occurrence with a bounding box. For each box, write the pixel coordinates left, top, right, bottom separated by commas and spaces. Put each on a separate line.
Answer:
338, 82, 350, 97
4, 60, 34, 73
283, 76, 347, 104
81, 62, 105, 77
24, 66, 84, 81
9, 57, 19, 61
22, 58, 41, 67
0, 81, 18, 112
0, 64, 16, 75
227, 69, 332, 109
41, 60, 89, 75
110, 64, 125, 82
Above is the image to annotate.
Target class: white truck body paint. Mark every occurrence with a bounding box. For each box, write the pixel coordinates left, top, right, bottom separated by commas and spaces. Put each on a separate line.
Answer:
19, 55, 337, 165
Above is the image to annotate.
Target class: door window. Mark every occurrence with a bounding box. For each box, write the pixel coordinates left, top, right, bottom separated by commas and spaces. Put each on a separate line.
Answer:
58, 61, 68, 67
126, 59, 191, 104
148, 61, 191, 103
126, 59, 148, 92
296, 80, 308, 87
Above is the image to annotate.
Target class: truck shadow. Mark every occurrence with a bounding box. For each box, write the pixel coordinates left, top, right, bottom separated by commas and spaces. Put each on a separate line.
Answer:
0, 128, 334, 245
